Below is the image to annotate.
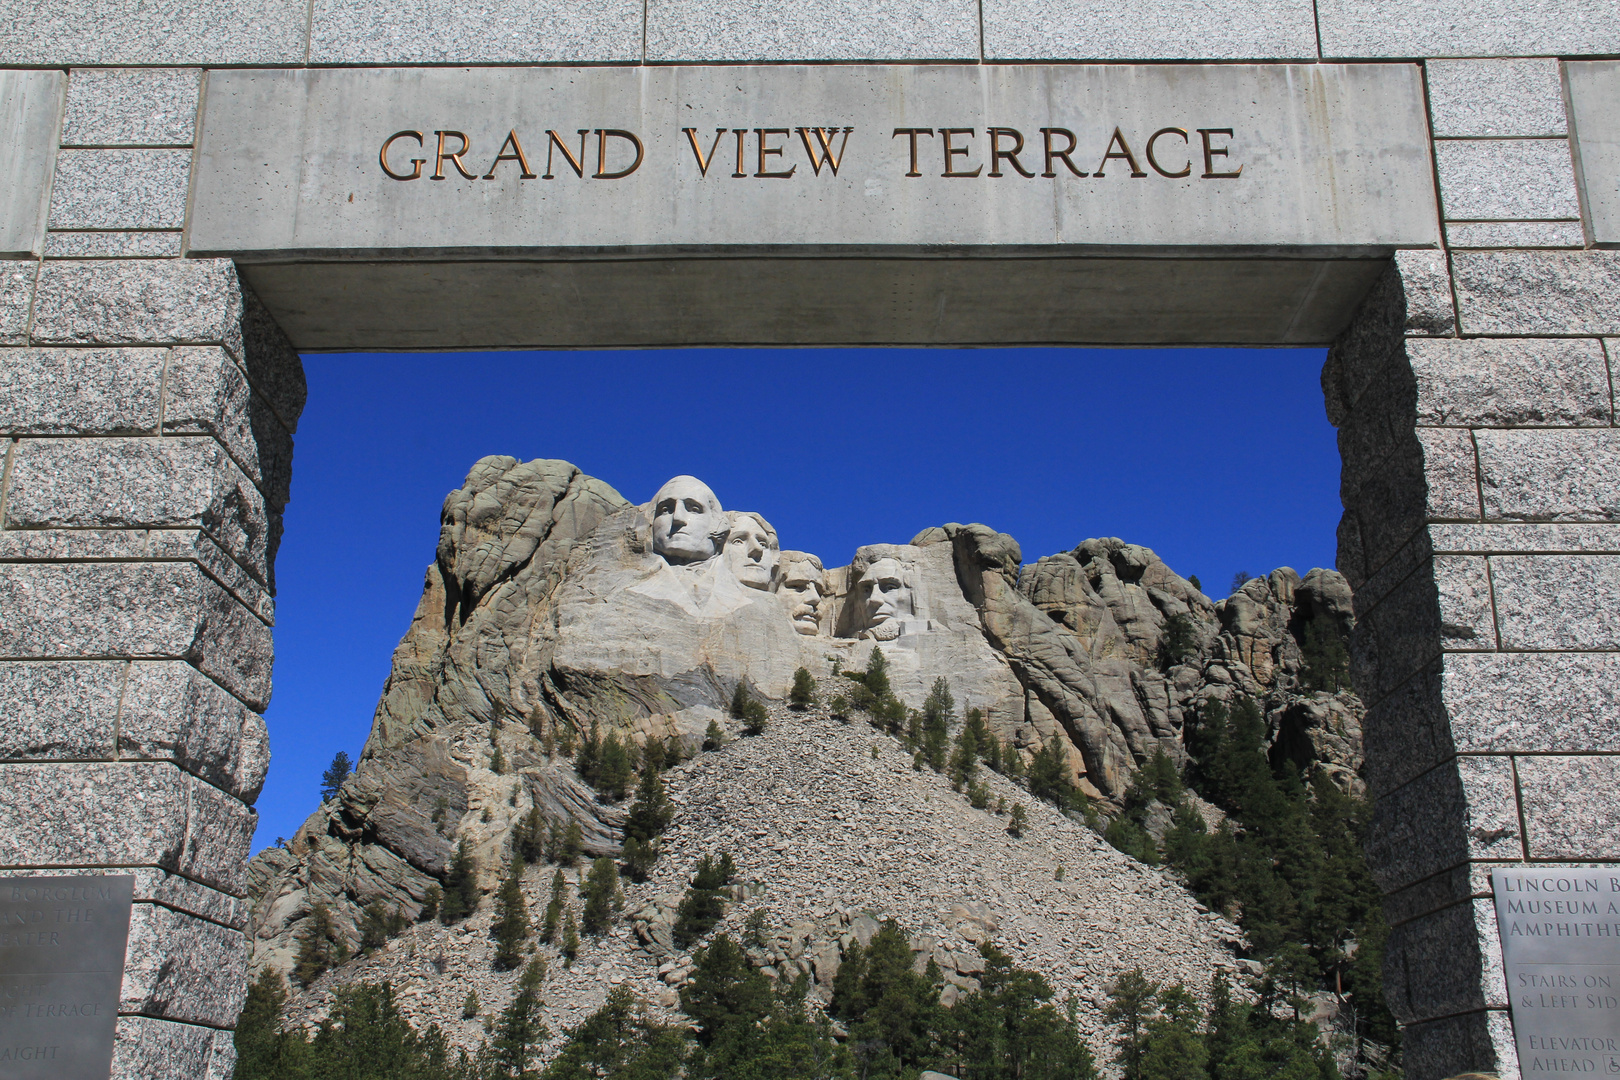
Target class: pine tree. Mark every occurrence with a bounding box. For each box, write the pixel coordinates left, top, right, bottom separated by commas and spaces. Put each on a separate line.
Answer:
491, 861, 530, 970
1139, 984, 1209, 1080
293, 901, 349, 986
703, 719, 726, 750
640, 734, 668, 774
489, 742, 506, 776
625, 760, 675, 844
561, 907, 580, 963
488, 980, 549, 1078
576, 719, 601, 785
233, 967, 303, 1080
540, 871, 564, 945
790, 667, 817, 710
921, 677, 953, 772
581, 857, 622, 936
359, 900, 406, 953
595, 732, 632, 801
1104, 968, 1159, 1080
513, 806, 546, 864
1007, 803, 1028, 838
320, 751, 352, 802
1158, 613, 1200, 669
680, 933, 773, 1046
439, 838, 478, 924
418, 885, 440, 923
462, 990, 480, 1019
865, 647, 892, 702
672, 853, 734, 948
544, 985, 690, 1080
302, 982, 461, 1080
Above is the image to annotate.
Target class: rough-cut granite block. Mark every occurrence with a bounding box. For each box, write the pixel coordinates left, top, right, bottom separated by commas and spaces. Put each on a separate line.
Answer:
1492, 554, 1620, 649
0, 562, 272, 710
121, 661, 269, 802
1341, 452, 1431, 591
1432, 523, 1620, 553
165, 346, 292, 506
1385, 899, 1507, 1025
1434, 555, 1495, 649
1418, 428, 1481, 520
0, 0, 307, 65
236, 289, 306, 436
1517, 756, 1620, 859
980, 0, 1315, 59
313, 0, 641, 63
1403, 1009, 1518, 1080
1318, 0, 1620, 58
1396, 250, 1456, 336
1446, 221, 1586, 248
0, 762, 253, 894
5, 436, 270, 582
48, 149, 191, 230
111, 1015, 233, 1080
0, 659, 122, 760
0, 261, 34, 345
1445, 652, 1620, 754
1353, 566, 1444, 703
0, 347, 164, 434
1454, 250, 1620, 336
44, 231, 183, 258
61, 68, 200, 147
206, 1031, 237, 1080
1434, 139, 1580, 222
1426, 59, 1568, 138
650, 0, 978, 61
122, 903, 247, 1026
1362, 659, 1451, 798
30, 259, 245, 354
1476, 428, 1620, 522
1408, 337, 1610, 427
1368, 756, 1522, 893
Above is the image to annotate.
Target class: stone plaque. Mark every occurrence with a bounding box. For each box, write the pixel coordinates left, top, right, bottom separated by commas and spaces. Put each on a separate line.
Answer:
1493, 867, 1620, 1080
1566, 61, 1620, 248
190, 63, 1440, 256
0, 875, 134, 1079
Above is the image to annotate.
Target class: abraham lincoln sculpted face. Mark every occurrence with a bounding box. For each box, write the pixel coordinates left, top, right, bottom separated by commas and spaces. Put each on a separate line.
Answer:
650, 476, 726, 565
860, 557, 914, 640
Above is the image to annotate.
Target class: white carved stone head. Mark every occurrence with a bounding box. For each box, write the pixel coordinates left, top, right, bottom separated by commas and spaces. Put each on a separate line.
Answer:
650, 475, 726, 565
724, 510, 779, 591
858, 556, 915, 640
778, 550, 826, 635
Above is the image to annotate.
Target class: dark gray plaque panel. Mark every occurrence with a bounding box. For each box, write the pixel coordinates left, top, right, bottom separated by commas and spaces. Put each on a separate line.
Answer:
1494, 867, 1620, 1080
0, 875, 134, 1079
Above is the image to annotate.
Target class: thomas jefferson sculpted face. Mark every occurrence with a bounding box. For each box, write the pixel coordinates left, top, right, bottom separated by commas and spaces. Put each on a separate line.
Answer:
651, 476, 726, 565
724, 511, 779, 591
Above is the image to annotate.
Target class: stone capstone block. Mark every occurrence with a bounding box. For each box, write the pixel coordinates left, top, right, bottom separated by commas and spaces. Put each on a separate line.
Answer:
1445, 220, 1586, 249
1426, 58, 1568, 138
1434, 139, 1581, 222
1367, 755, 1521, 892
0, 562, 272, 709
30, 259, 245, 353
1445, 652, 1620, 755
5, 437, 270, 582
1517, 756, 1620, 858
1396, 250, 1457, 337
1407, 337, 1610, 427
0, 762, 253, 894
1385, 899, 1506, 1025
0, 72, 65, 258
1477, 428, 1620, 522
980, 0, 1316, 60
0, 659, 122, 760
1418, 427, 1482, 521
650, 0, 978, 61
122, 903, 247, 1026
0, 347, 164, 435
42, 231, 184, 258
1491, 554, 1620, 649
313, 0, 641, 63
0, 0, 308, 65
1454, 250, 1620, 336
1318, 0, 1620, 58
121, 661, 269, 802
0, 260, 35, 345
111, 1015, 235, 1080
61, 68, 201, 147
47, 149, 191, 230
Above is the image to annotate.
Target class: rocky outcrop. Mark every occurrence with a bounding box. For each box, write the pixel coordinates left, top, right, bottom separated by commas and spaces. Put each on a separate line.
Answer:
246, 458, 1363, 992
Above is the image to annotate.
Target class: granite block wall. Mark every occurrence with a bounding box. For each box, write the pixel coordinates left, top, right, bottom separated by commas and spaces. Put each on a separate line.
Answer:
1, 4, 1616, 1078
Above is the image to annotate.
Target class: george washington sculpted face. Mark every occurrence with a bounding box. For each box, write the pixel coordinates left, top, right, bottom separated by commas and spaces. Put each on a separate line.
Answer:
650, 476, 726, 565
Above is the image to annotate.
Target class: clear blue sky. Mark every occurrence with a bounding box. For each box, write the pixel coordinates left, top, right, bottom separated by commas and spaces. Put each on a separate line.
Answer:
256, 347, 1340, 850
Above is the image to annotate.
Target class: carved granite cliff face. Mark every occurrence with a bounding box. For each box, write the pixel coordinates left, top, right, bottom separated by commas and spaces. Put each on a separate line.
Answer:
247, 458, 1363, 985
